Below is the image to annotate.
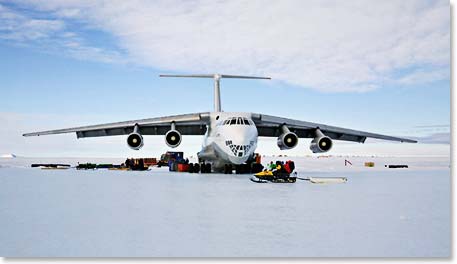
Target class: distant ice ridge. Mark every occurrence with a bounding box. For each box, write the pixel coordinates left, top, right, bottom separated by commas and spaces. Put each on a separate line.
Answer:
1, 154, 16, 158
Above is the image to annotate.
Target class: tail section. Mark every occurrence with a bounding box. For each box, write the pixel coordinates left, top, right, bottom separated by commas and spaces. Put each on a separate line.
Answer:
160, 74, 271, 112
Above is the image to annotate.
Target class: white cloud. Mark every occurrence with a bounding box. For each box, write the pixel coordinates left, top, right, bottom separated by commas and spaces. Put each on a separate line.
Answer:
3, 0, 451, 92
398, 68, 449, 85
0, 2, 126, 64
0, 4, 64, 41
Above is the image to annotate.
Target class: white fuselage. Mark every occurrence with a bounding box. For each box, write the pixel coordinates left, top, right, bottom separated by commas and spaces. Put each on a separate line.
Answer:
197, 112, 258, 169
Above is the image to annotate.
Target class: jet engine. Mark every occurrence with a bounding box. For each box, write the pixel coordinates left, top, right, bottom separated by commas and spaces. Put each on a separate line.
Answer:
127, 125, 144, 150
165, 122, 182, 148
310, 128, 333, 153
277, 125, 299, 150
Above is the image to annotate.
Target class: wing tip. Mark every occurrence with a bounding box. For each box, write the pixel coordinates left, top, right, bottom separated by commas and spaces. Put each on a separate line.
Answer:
402, 139, 418, 143
23, 133, 40, 137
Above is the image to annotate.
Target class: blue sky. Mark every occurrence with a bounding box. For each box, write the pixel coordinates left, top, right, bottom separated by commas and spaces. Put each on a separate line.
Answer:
0, 0, 450, 157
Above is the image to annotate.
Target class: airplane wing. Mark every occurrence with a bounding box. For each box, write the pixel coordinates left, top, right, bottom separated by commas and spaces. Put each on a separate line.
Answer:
23, 112, 210, 138
251, 113, 417, 143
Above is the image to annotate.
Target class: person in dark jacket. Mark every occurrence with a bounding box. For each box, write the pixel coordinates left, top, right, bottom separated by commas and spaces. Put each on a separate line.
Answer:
128, 158, 135, 169
138, 159, 145, 170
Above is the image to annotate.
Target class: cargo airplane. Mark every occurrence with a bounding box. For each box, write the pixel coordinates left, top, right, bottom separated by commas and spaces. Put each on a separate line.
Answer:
24, 74, 416, 170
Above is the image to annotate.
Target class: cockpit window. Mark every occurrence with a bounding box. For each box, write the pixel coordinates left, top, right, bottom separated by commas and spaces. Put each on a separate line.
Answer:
223, 117, 253, 126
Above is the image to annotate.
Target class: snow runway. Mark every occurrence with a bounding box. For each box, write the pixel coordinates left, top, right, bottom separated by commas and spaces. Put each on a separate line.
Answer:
0, 157, 450, 257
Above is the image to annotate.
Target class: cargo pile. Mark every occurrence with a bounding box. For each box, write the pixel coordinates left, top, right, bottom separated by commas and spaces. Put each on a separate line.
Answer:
143, 158, 158, 167
31, 164, 70, 170
31, 152, 285, 176
124, 158, 148, 171
385, 164, 409, 168
76, 163, 97, 170
168, 159, 212, 173
157, 152, 183, 167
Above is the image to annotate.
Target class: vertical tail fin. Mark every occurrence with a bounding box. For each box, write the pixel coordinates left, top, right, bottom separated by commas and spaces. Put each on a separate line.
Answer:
159, 74, 271, 112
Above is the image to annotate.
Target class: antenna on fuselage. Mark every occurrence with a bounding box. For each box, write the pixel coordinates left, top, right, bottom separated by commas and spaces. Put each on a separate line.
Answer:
159, 74, 271, 112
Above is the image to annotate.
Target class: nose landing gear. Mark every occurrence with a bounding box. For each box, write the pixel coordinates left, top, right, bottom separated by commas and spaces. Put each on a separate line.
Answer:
224, 162, 264, 174
224, 164, 233, 174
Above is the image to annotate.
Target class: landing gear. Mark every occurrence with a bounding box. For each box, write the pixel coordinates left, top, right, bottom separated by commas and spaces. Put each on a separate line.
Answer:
251, 163, 264, 174
224, 164, 233, 174
189, 162, 211, 173
201, 163, 212, 173
235, 164, 251, 174
193, 163, 200, 173
224, 163, 263, 174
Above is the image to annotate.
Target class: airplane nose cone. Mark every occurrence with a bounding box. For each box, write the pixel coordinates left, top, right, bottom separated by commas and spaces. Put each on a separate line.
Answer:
225, 139, 256, 164
222, 124, 258, 164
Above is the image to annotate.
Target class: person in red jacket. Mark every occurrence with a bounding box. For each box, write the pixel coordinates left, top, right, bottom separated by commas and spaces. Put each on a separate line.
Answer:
284, 161, 291, 174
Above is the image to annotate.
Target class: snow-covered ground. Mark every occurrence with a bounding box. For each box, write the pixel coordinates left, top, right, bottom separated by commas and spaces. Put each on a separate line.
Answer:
0, 156, 450, 257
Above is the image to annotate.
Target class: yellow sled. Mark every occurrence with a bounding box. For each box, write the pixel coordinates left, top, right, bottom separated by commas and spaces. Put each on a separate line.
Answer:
254, 170, 273, 177
108, 167, 130, 171
41, 166, 70, 170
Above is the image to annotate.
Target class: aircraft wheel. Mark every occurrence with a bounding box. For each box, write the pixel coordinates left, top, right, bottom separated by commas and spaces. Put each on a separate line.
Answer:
235, 165, 241, 174
224, 164, 230, 174
240, 164, 246, 174
193, 163, 200, 173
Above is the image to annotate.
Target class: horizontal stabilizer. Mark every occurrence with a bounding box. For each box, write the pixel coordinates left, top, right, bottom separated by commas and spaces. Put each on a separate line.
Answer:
159, 73, 271, 112
159, 74, 271, 80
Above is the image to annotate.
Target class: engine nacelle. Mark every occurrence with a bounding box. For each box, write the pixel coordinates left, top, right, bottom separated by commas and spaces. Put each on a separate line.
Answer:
277, 125, 299, 150
309, 129, 333, 153
165, 130, 182, 148
127, 132, 144, 150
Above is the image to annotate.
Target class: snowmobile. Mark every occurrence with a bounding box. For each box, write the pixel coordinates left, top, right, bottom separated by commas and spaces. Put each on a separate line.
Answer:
250, 170, 297, 183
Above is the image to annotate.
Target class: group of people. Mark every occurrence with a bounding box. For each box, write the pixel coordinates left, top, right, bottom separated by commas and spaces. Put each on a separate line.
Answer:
267, 160, 295, 176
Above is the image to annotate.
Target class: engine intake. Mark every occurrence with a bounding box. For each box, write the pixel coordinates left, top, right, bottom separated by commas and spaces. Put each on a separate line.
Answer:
277, 125, 298, 150
165, 122, 182, 148
127, 125, 144, 150
310, 128, 332, 153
